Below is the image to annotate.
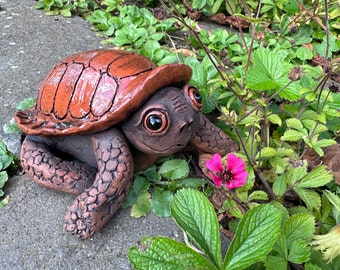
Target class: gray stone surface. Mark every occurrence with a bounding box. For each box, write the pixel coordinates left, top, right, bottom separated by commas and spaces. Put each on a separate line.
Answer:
0, 1, 182, 269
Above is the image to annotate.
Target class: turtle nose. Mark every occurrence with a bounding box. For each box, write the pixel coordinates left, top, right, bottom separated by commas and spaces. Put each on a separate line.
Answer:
179, 118, 194, 134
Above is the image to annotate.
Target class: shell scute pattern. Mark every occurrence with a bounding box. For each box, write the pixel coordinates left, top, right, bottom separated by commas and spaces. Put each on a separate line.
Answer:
14, 49, 192, 135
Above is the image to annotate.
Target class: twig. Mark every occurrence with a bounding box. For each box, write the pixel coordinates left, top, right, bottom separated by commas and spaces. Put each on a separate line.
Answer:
296, 0, 330, 34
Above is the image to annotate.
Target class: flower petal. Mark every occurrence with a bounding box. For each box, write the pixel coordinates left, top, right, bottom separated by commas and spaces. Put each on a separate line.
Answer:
233, 171, 249, 182
210, 172, 223, 188
226, 153, 246, 173
206, 153, 223, 173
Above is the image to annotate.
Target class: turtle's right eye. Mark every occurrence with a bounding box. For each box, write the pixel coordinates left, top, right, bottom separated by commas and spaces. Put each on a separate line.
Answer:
144, 110, 168, 133
184, 85, 202, 111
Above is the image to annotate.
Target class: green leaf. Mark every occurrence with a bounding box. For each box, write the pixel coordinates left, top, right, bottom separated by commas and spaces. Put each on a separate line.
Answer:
0, 142, 14, 171
287, 163, 308, 186
286, 118, 304, 131
313, 139, 336, 149
122, 175, 150, 208
280, 129, 304, 141
16, 97, 36, 111
245, 47, 290, 91
170, 178, 206, 189
171, 189, 222, 269
60, 8, 72, 17
128, 237, 216, 270
151, 188, 173, 217
267, 114, 282, 126
159, 159, 189, 180
297, 165, 333, 188
3, 119, 21, 134
223, 198, 244, 219
131, 190, 151, 218
296, 46, 313, 61
256, 147, 277, 159
294, 188, 321, 210
224, 204, 282, 270
323, 190, 340, 213
273, 174, 287, 197
263, 255, 288, 270
0, 196, 9, 209
282, 213, 315, 247
290, 25, 313, 45
0, 171, 9, 189
248, 190, 268, 201
288, 239, 311, 264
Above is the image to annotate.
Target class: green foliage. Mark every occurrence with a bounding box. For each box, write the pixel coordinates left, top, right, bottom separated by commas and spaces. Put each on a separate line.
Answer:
264, 213, 315, 268
122, 159, 206, 218
0, 141, 17, 208
35, 0, 98, 17
3, 97, 36, 134
129, 189, 283, 269
30, 1, 340, 268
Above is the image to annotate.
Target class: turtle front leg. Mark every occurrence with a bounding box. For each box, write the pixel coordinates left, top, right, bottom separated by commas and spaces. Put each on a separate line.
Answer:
21, 136, 96, 194
64, 129, 133, 238
190, 114, 239, 176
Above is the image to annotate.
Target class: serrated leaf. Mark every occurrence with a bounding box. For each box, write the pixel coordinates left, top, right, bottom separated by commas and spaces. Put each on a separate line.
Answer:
131, 190, 151, 218
294, 188, 321, 210
245, 48, 290, 91
280, 129, 304, 141
297, 165, 333, 188
273, 174, 287, 197
263, 255, 288, 270
151, 188, 173, 217
323, 191, 340, 213
128, 237, 216, 270
223, 198, 244, 219
282, 213, 315, 247
224, 204, 282, 270
159, 159, 189, 180
171, 189, 222, 269
267, 114, 282, 126
288, 239, 311, 264
256, 147, 277, 159
287, 163, 308, 186
248, 190, 268, 201
296, 46, 313, 61
270, 157, 288, 174
313, 139, 336, 148
286, 118, 304, 131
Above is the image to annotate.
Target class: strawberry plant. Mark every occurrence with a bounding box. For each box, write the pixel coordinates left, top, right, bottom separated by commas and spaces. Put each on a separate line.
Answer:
17, 0, 340, 268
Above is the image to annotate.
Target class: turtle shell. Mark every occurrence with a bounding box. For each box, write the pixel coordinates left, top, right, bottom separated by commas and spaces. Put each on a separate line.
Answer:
14, 49, 192, 135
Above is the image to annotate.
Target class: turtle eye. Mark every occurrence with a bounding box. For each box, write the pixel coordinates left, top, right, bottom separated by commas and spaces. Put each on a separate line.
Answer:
144, 111, 168, 133
185, 85, 202, 111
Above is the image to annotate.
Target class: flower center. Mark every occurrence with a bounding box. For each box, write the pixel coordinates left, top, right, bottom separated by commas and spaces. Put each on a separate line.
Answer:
220, 169, 233, 183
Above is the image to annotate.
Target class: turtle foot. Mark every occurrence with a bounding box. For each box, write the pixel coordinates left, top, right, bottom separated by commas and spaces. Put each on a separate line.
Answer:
64, 203, 97, 239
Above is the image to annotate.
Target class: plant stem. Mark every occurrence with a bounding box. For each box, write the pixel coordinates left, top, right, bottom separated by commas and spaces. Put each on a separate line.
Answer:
233, 125, 278, 201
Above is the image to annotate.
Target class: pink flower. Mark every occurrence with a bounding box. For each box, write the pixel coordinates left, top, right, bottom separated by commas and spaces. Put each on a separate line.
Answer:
206, 153, 248, 190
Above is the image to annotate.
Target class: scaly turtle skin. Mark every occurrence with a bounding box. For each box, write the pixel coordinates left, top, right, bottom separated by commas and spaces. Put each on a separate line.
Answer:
14, 49, 238, 238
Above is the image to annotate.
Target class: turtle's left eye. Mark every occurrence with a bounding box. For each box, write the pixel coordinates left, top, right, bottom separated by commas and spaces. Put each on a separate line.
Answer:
144, 111, 168, 133
184, 85, 202, 111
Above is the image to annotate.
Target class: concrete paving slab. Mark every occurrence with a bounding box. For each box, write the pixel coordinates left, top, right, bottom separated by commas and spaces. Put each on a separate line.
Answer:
0, 1, 182, 269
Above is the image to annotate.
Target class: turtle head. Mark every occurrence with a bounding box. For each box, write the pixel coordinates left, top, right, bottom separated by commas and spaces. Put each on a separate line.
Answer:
121, 86, 202, 155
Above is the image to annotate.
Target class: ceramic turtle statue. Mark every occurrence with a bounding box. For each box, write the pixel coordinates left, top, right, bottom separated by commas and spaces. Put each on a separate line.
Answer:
14, 49, 238, 238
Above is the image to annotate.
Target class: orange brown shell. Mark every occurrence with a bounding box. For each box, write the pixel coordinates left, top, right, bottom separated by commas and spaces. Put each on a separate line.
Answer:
14, 49, 192, 135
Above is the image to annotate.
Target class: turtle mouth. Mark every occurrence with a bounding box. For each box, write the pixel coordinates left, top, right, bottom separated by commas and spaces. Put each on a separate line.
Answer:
142, 140, 189, 155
